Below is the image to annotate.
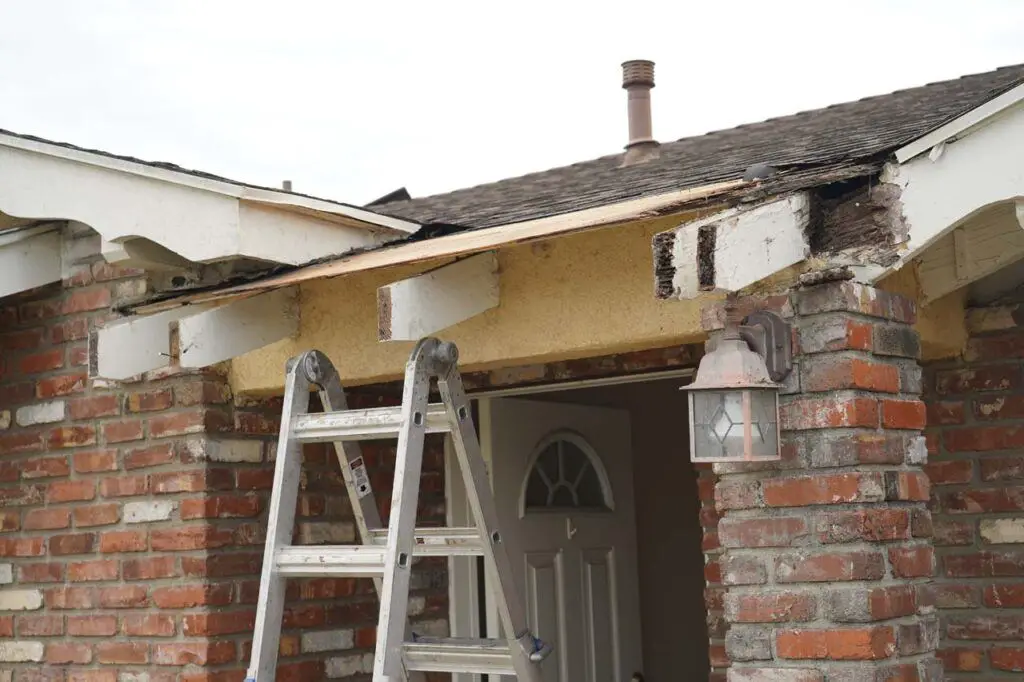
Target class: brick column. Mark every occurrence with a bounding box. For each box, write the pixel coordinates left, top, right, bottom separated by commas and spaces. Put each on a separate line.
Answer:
711, 282, 940, 682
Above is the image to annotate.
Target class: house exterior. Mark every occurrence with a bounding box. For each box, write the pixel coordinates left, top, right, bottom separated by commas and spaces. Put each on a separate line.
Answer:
1, 60, 1024, 682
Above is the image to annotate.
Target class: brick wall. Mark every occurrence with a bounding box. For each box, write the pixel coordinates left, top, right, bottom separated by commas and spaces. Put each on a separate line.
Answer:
0, 246, 449, 680
709, 282, 939, 682
924, 303, 1024, 678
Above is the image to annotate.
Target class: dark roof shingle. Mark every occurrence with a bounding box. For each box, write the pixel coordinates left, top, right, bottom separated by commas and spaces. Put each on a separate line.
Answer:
381, 64, 1024, 229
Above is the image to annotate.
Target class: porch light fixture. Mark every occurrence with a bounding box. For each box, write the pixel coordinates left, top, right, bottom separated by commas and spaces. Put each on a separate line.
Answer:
685, 298, 793, 463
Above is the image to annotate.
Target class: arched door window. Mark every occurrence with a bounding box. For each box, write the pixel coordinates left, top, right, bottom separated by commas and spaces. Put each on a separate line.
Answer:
519, 430, 614, 517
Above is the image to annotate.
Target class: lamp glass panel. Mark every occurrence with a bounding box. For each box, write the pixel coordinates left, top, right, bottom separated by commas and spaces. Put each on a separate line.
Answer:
690, 389, 779, 461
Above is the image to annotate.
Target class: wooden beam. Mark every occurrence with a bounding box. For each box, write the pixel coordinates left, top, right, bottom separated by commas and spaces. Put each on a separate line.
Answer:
653, 193, 811, 300
89, 306, 203, 380
377, 253, 499, 341
915, 200, 1024, 303
0, 228, 62, 298
178, 288, 299, 368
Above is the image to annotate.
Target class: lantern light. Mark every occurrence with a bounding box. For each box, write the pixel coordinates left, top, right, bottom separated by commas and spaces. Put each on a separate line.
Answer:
684, 298, 793, 463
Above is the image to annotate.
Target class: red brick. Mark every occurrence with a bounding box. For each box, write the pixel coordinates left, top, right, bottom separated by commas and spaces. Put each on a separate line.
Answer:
926, 460, 973, 485
181, 494, 262, 519
99, 530, 147, 553
945, 551, 1024, 577
719, 517, 808, 548
127, 388, 173, 412
175, 380, 231, 407
889, 546, 934, 578
937, 647, 985, 671
945, 425, 1024, 452
775, 551, 885, 583
881, 399, 926, 429
95, 641, 149, 664
149, 410, 210, 438
943, 486, 1024, 513
50, 318, 89, 344
890, 471, 930, 501
151, 526, 233, 552
66, 672, 118, 682
980, 456, 1024, 482
817, 509, 910, 543
936, 364, 1022, 394
100, 474, 149, 497
763, 473, 882, 507
19, 348, 64, 374
47, 479, 95, 503
24, 507, 71, 531
45, 586, 96, 609
47, 425, 96, 449
36, 372, 87, 398
152, 582, 233, 608
62, 287, 111, 314
776, 626, 896, 660
72, 448, 118, 473
0, 510, 18, 532
991, 646, 1024, 672
19, 614, 63, 636
927, 399, 965, 425
151, 468, 234, 494
122, 613, 176, 637
68, 395, 120, 420
0, 430, 44, 453
804, 358, 900, 393
123, 555, 179, 581
22, 455, 71, 479
934, 584, 980, 609
237, 469, 274, 490
102, 419, 143, 443
181, 553, 261, 578
985, 584, 1024, 608
297, 578, 358, 600
49, 532, 95, 555
73, 503, 120, 527
124, 442, 175, 469
867, 585, 918, 620
67, 614, 117, 636
46, 642, 92, 664
68, 559, 118, 582
0, 327, 45, 351
235, 411, 279, 435
781, 397, 879, 431
729, 592, 816, 623
948, 615, 1024, 640
93, 262, 145, 282
182, 611, 256, 636
20, 562, 63, 583
153, 640, 236, 666
0, 536, 44, 557
98, 585, 148, 608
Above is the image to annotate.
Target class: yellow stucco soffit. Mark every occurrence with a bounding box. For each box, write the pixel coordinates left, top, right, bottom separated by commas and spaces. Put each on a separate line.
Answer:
653, 193, 813, 300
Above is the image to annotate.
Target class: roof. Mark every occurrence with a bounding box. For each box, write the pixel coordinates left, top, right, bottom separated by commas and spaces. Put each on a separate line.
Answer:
379, 63, 1024, 229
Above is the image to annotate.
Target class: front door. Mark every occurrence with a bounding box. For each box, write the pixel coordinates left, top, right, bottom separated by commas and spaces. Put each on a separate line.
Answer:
482, 397, 643, 682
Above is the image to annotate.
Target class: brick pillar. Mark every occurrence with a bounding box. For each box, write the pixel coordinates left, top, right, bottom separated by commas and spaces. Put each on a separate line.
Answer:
711, 282, 940, 682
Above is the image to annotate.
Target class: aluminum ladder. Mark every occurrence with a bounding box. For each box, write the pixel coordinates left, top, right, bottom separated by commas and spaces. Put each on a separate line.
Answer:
246, 338, 552, 682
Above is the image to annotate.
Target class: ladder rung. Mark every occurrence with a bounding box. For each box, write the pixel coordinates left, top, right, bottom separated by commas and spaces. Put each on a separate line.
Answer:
292, 403, 450, 442
275, 546, 386, 577
367, 527, 485, 556
403, 637, 515, 675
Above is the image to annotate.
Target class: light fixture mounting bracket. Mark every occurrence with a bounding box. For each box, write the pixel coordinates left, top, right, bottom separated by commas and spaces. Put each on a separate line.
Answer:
738, 310, 793, 383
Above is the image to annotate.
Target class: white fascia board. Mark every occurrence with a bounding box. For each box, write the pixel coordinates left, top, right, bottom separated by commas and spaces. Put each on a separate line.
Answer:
377, 252, 499, 341
880, 101, 1024, 271
0, 228, 62, 298
0, 132, 418, 235
895, 82, 1024, 163
664, 193, 811, 300
178, 288, 299, 368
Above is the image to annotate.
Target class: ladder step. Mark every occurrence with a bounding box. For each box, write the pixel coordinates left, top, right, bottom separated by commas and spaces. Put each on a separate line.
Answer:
403, 637, 516, 675
367, 527, 484, 556
275, 545, 386, 577
292, 403, 450, 442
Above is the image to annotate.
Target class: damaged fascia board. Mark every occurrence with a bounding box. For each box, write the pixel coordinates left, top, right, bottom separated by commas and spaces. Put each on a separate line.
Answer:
0, 225, 62, 299
879, 97, 1024, 277
91, 287, 299, 380
655, 193, 811, 300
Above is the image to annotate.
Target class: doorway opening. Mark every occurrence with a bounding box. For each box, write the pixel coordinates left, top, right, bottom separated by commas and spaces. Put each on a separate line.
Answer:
447, 372, 710, 682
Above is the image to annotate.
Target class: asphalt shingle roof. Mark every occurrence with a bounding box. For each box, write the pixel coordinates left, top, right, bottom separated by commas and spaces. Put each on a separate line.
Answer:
380, 63, 1024, 229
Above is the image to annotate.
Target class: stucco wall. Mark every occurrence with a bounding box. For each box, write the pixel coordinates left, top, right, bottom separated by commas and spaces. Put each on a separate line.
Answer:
229, 215, 712, 394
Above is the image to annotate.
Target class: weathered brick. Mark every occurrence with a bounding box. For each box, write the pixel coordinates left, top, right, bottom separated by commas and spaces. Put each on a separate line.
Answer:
763, 473, 884, 507
183, 611, 256, 636
47, 425, 96, 449
15, 400, 66, 426
727, 669, 823, 682
95, 641, 149, 664
873, 324, 920, 358
151, 583, 233, 609
151, 640, 236, 666
47, 480, 95, 503
102, 419, 144, 443
937, 647, 984, 671
49, 532, 95, 555
719, 517, 808, 548
19, 348, 64, 374
151, 526, 233, 551
127, 388, 173, 412
888, 546, 934, 577
45, 641, 91, 664
19, 614, 63, 636
801, 356, 900, 393
945, 425, 1024, 452
99, 530, 148, 553
925, 460, 973, 485
816, 509, 910, 544
780, 396, 878, 430
776, 626, 896, 660
180, 494, 261, 519
991, 646, 1024, 672
68, 559, 118, 582
97, 585, 148, 608
947, 615, 1024, 640
73, 503, 120, 527
22, 455, 70, 479
827, 585, 917, 622
151, 469, 233, 494
985, 584, 1024, 607
880, 399, 926, 429
124, 500, 175, 524
67, 394, 120, 420
100, 475, 149, 497
72, 448, 118, 473
726, 592, 816, 623
121, 614, 175, 637
36, 372, 88, 398
124, 443, 176, 469
943, 487, 1024, 514
936, 364, 1021, 394
123, 556, 178, 581
725, 626, 773, 661
24, 508, 71, 531
944, 551, 1024, 577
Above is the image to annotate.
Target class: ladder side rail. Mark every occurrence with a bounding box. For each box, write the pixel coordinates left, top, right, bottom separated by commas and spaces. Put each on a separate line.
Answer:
306, 351, 426, 682
436, 362, 548, 682
373, 340, 437, 680
246, 358, 311, 682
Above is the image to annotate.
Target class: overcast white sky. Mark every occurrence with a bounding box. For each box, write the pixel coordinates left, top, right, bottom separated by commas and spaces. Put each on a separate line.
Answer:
1, 1, 1022, 206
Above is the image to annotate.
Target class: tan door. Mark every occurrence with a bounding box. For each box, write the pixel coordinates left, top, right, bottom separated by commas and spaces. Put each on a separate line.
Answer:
483, 397, 643, 682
